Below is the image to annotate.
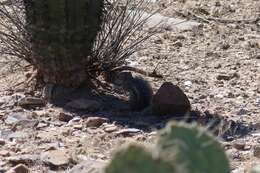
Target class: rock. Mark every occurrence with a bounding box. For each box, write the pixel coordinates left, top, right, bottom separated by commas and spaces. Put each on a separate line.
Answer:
36, 130, 60, 141
13, 119, 39, 130
216, 74, 232, 81
103, 124, 118, 133
216, 73, 239, 81
256, 98, 260, 107
41, 149, 71, 167
232, 141, 246, 150
0, 150, 10, 157
136, 11, 200, 31
66, 99, 101, 111
8, 131, 31, 140
0, 96, 14, 106
32, 110, 49, 117
0, 98, 5, 106
85, 117, 109, 128
6, 164, 29, 173
0, 138, 5, 145
67, 160, 106, 173
0, 112, 4, 118
36, 122, 49, 129
17, 97, 45, 108
58, 112, 73, 122
7, 155, 40, 164
115, 128, 141, 137
0, 129, 13, 139
184, 81, 192, 87
73, 124, 83, 130
69, 116, 82, 123
253, 145, 260, 158
5, 113, 26, 125
152, 82, 191, 116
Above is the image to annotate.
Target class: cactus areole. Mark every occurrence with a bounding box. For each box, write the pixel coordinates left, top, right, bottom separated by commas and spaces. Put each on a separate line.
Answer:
23, 0, 104, 86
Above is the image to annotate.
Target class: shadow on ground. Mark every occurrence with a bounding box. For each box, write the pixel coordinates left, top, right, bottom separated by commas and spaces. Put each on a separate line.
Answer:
48, 87, 256, 142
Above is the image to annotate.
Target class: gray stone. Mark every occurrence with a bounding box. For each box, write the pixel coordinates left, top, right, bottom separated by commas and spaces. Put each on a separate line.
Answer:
5, 113, 38, 130
0, 129, 13, 139
115, 128, 141, 137
0, 95, 17, 106
41, 149, 71, 167
17, 97, 45, 108
5, 113, 26, 125
103, 124, 118, 133
8, 131, 31, 140
132, 11, 200, 31
256, 98, 260, 107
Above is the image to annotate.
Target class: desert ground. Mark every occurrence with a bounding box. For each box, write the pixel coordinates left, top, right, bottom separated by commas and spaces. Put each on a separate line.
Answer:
0, 0, 259, 172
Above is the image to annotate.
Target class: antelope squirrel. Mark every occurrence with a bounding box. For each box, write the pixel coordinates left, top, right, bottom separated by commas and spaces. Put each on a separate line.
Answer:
111, 71, 153, 111
43, 71, 153, 111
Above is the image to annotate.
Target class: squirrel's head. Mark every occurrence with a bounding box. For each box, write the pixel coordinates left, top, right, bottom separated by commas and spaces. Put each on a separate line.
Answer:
113, 71, 133, 85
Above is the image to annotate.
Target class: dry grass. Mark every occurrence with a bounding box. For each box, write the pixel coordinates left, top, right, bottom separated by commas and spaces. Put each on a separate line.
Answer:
0, 0, 159, 81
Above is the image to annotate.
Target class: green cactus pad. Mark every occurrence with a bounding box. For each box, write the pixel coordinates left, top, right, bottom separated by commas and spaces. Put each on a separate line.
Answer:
250, 165, 260, 173
157, 121, 230, 173
105, 144, 178, 173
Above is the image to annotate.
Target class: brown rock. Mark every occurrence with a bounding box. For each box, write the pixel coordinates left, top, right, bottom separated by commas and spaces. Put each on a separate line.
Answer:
85, 117, 109, 127
232, 141, 246, 150
58, 112, 73, 122
0, 150, 10, 157
152, 82, 191, 116
7, 164, 29, 173
0, 138, 6, 145
7, 154, 40, 164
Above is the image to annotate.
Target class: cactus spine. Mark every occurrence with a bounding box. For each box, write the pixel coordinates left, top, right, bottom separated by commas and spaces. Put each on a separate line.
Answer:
157, 121, 230, 173
106, 121, 230, 173
105, 144, 178, 173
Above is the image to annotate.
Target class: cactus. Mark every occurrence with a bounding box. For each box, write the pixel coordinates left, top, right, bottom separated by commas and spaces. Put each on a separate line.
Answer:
250, 165, 260, 173
105, 144, 178, 173
23, 0, 104, 86
157, 121, 230, 173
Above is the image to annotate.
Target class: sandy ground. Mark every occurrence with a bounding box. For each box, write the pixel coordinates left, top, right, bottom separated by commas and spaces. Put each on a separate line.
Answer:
0, 0, 259, 172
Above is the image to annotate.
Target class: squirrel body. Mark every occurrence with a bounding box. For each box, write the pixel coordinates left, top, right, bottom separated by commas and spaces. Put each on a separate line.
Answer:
43, 71, 154, 111
111, 72, 153, 111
